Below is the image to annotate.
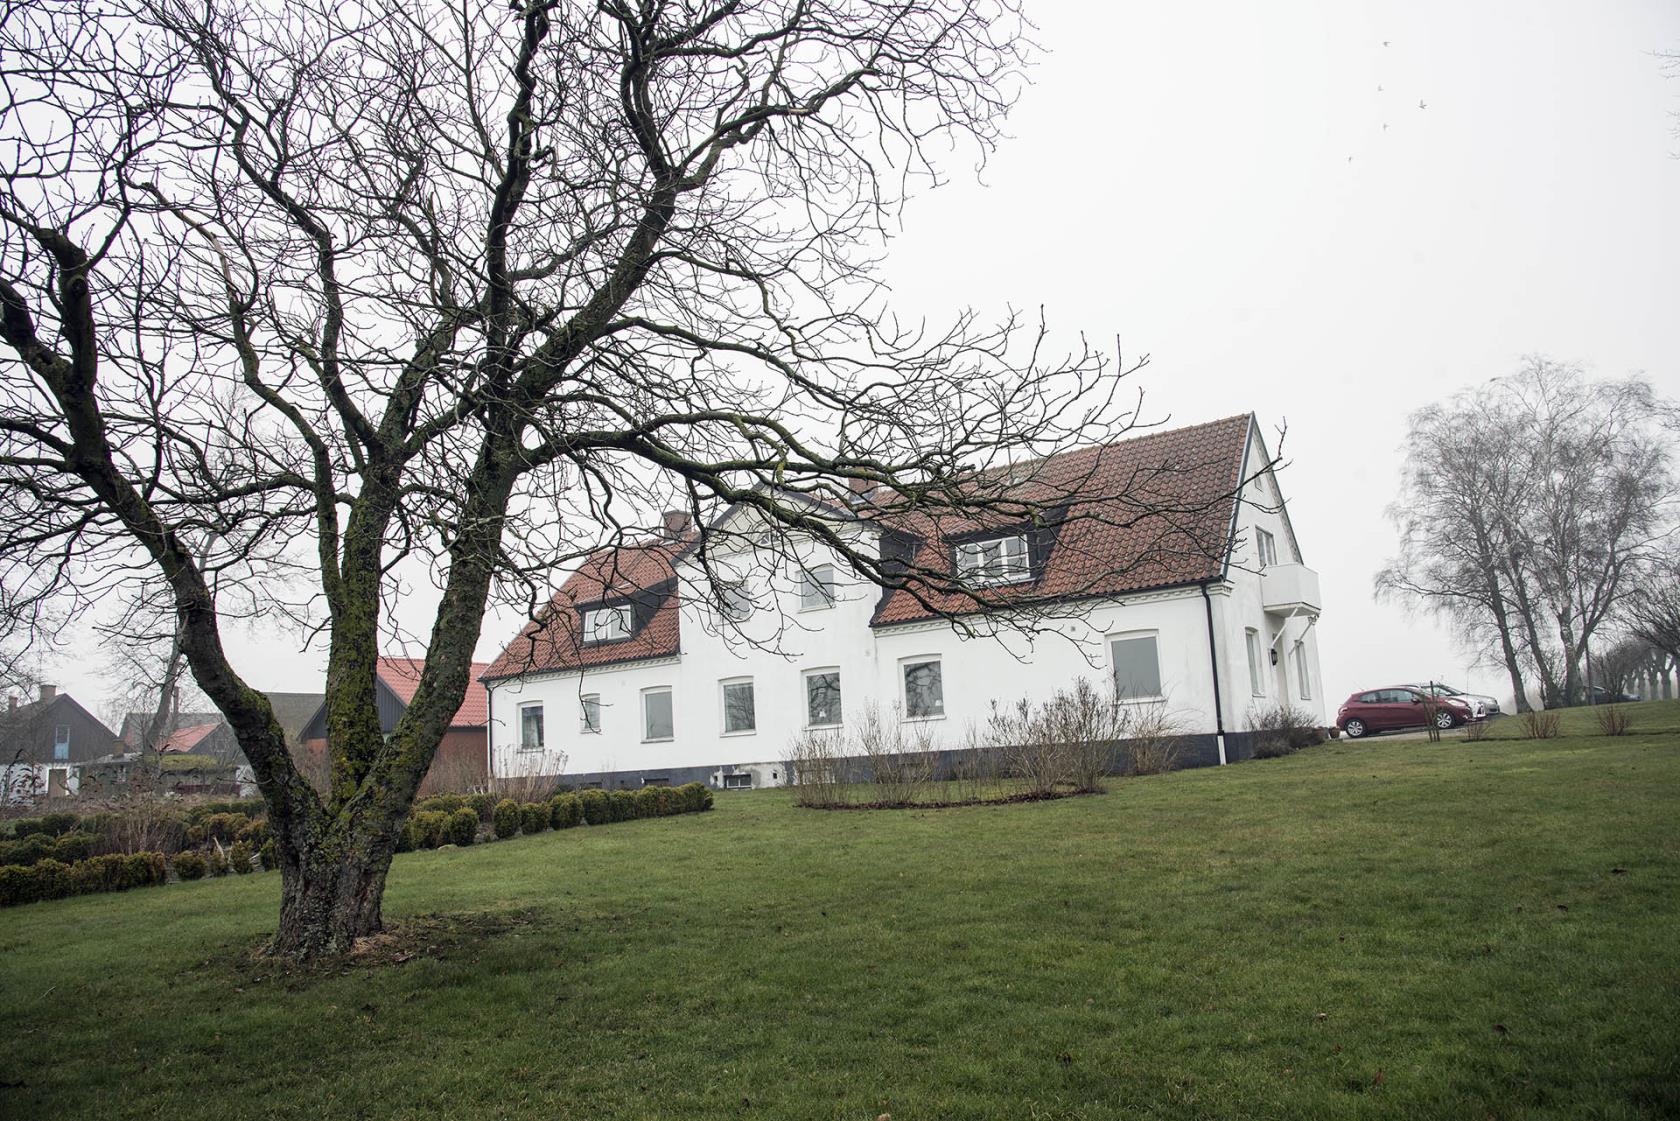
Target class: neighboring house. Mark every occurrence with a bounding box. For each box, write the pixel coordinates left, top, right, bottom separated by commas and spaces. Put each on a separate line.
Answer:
482, 414, 1325, 790
300, 657, 491, 791
119, 710, 244, 764
0, 685, 127, 802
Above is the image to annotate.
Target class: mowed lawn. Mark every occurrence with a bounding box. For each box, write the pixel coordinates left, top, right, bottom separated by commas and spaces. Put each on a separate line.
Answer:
4, 710, 1679, 1120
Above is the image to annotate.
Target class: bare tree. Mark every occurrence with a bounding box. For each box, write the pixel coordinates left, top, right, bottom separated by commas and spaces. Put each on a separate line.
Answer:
1379, 358, 1676, 709
0, 0, 1245, 955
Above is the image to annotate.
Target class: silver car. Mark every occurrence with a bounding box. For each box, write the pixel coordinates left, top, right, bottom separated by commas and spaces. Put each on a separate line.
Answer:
1403, 682, 1501, 718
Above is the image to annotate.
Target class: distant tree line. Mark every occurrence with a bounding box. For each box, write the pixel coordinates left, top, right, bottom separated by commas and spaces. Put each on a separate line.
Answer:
1378, 356, 1678, 710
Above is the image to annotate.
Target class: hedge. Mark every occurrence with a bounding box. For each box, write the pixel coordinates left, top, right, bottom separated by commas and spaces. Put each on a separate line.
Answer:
549, 792, 581, 830
520, 803, 550, 835
579, 788, 610, 826
0, 852, 168, 906
493, 799, 521, 839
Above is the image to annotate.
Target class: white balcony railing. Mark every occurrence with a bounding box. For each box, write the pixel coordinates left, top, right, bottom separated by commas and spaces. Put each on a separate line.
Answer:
1261, 563, 1321, 615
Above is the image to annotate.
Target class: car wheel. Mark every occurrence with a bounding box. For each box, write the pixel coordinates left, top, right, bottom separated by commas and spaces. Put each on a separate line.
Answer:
1433, 709, 1457, 730
1343, 718, 1367, 739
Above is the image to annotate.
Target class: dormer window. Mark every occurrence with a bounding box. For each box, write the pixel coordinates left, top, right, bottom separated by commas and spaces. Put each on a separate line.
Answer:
583, 604, 632, 643
955, 533, 1031, 586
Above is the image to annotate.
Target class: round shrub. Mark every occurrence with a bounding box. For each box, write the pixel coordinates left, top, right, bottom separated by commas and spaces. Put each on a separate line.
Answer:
520, 803, 549, 835
633, 787, 661, 819
493, 799, 521, 839
608, 789, 637, 823
229, 840, 255, 874
8, 834, 56, 867
238, 819, 269, 845
184, 825, 208, 847
173, 852, 207, 880
258, 838, 277, 871
10, 817, 46, 838
206, 849, 230, 876
201, 813, 250, 844
680, 782, 714, 812
411, 811, 450, 849
416, 793, 466, 815
578, 788, 609, 826
549, 793, 581, 829
447, 809, 478, 847
396, 820, 417, 853
468, 792, 498, 823
127, 852, 167, 887
40, 811, 80, 837
52, 832, 94, 863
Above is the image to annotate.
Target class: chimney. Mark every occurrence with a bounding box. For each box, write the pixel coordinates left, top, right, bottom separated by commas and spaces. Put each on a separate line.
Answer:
39, 683, 56, 702
661, 510, 692, 538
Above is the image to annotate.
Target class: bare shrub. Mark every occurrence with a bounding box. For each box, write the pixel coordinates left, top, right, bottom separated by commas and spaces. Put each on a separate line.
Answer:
1518, 709, 1562, 740
492, 753, 568, 802
1463, 717, 1492, 742
1248, 704, 1320, 759
418, 747, 488, 797
1121, 701, 1188, 776
949, 724, 1005, 803
787, 727, 850, 808
1596, 705, 1632, 737
1041, 678, 1124, 792
987, 697, 1069, 796
108, 797, 187, 855
855, 702, 939, 806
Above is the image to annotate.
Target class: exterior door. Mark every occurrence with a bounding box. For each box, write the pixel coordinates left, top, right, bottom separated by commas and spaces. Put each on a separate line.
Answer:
47, 768, 68, 797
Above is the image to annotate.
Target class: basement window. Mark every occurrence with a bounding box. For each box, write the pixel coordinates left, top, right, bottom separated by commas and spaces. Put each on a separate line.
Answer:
722, 773, 753, 789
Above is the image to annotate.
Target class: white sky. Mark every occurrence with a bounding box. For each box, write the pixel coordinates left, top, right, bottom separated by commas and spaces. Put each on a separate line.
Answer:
31, 0, 1680, 716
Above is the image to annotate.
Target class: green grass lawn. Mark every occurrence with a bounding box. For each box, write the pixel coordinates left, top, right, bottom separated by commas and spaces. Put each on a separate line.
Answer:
4, 709, 1678, 1120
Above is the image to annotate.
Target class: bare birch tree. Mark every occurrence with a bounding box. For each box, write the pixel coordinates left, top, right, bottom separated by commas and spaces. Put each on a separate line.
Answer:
1379, 357, 1676, 708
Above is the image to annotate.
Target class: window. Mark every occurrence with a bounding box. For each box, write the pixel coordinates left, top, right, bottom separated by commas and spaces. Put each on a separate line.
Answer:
722, 772, 753, 789
519, 704, 544, 751
642, 688, 673, 741
583, 604, 632, 643
955, 533, 1031, 585
1245, 629, 1265, 696
721, 678, 756, 734
1256, 528, 1278, 569
1293, 640, 1311, 699
804, 669, 842, 727
902, 659, 944, 719
580, 694, 601, 734
799, 565, 836, 611
53, 724, 70, 761
720, 581, 753, 622
1109, 634, 1163, 701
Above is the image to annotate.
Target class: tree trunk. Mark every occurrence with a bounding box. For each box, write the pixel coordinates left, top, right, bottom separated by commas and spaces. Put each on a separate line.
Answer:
268, 818, 399, 957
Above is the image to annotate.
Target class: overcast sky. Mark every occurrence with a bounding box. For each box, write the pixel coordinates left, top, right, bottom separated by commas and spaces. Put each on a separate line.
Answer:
29, 0, 1680, 717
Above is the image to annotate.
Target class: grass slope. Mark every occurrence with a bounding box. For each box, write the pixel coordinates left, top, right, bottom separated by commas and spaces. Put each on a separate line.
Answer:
4, 707, 1678, 1120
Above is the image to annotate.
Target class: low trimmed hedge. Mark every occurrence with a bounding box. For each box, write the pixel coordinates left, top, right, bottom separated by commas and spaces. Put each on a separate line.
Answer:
549, 793, 581, 830
519, 803, 549, 835
493, 799, 521, 839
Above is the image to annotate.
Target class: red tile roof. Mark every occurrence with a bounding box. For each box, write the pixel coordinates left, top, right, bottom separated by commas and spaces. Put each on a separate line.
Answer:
482, 537, 691, 680
160, 722, 221, 753
481, 415, 1254, 674
377, 656, 492, 728
869, 414, 1253, 625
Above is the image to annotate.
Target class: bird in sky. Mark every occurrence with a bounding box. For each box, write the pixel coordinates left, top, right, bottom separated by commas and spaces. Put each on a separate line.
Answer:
1418, 99, 1427, 109
1378, 85, 1384, 92
1383, 40, 1391, 47
1382, 122, 1389, 131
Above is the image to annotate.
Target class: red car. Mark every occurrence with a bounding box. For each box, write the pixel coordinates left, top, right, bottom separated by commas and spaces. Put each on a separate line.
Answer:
1336, 687, 1476, 738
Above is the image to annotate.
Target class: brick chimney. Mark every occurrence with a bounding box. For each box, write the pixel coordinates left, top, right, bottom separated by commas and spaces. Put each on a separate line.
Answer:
661, 510, 692, 537
39, 683, 56, 702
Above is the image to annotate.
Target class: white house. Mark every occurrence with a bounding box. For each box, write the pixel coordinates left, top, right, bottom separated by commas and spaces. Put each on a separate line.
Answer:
481, 414, 1324, 789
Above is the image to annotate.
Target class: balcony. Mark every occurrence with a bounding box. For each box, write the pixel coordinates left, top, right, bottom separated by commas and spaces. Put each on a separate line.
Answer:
1261, 563, 1321, 615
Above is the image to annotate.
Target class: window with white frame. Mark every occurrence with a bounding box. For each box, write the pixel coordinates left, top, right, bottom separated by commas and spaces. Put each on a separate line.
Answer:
1109, 633, 1163, 701
799, 565, 836, 611
1256, 528, 1278, 569
1293, 640, 1311, 699
722, 772, 753, 789
580, 694, 601, 734
901, 658, 944, 719
642, 688, 674, 741
721, 678, 756, 734
1245, 629, 1265, 696
954, 533, 1030, 585
804, 669, 842, 727
720, 581, 753, 622
583, 604, 632, 643
519, 704, 544, 751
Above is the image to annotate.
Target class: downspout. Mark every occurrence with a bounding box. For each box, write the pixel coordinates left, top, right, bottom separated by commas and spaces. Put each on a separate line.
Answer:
484, 680, 494, 788
1202, 582, 1228, 765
